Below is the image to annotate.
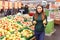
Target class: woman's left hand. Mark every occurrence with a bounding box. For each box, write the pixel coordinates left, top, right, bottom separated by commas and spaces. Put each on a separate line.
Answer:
43, 19, 47, 26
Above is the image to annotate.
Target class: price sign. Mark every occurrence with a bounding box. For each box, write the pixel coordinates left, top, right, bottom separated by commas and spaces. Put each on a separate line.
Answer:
4, 1, 8, 9
14, 2, 18, 9
9, 2, 13, 9
18, 2, 22, 8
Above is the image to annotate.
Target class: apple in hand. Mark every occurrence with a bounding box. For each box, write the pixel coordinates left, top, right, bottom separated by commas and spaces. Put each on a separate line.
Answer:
33, 21, 36, 24
43, 19, 46, 24
43, 19, 47, 26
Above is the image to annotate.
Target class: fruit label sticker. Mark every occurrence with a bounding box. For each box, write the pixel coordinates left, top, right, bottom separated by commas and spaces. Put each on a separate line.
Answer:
14, 2, 18, 9
9, 2, 13, 9
0, 1, 3, 9
4, 1, 8, 9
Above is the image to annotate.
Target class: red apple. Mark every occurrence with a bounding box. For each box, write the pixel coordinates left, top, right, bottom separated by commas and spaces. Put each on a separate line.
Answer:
29, 12, 34, 16
0, 33, 2, 36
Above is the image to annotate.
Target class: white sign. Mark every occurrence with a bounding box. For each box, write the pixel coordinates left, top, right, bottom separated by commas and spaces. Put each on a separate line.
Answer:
10, 0, 17, 2
42, 1, 47, 7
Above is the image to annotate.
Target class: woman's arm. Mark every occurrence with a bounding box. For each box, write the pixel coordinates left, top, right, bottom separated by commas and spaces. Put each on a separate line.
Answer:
45, 15, 48, 25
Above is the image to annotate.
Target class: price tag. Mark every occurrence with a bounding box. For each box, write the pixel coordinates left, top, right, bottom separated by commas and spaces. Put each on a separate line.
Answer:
14, 2, 18, 9
9, 2, 13, 9
4, 1, 8, 9
18, 2, 22, 8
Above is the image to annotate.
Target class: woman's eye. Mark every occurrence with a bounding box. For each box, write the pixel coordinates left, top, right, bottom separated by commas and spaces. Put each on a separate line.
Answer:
38, 8, 41, 9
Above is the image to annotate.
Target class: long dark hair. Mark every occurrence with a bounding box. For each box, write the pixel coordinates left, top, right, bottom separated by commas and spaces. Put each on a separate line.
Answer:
36, 4, 44, 13
34, 4, 45, 20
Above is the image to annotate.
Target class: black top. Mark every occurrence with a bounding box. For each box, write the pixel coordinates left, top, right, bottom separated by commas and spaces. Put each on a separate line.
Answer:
33, 14, 47, 32
23, 7, 29, 14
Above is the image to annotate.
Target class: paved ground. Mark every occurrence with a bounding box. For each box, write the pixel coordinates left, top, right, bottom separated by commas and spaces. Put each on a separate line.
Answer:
45, 25, 60, 40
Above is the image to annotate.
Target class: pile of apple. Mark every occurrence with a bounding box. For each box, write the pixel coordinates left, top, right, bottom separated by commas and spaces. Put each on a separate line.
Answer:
7, 15, 32, 27
2, 31, 21, 40
1, 17, 25, 30
0, 16, 34, 40
14, 15, 32, 26
21, 29, 34, 38
0, 17, 25, 39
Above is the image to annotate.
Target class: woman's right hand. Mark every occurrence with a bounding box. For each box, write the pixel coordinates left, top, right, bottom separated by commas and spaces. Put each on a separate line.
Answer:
43, 19, 47, 26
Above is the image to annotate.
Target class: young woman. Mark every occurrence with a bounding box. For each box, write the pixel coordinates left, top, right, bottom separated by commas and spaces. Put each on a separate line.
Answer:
23, 5, 29, 14
33, 5, 47, 40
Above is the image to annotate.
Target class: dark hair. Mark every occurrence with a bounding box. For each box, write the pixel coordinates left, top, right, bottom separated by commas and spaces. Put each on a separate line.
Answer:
34, 4, 45, 20
25, 5, 28, 8
21, 3, 23, 6
36, 4, 44, 13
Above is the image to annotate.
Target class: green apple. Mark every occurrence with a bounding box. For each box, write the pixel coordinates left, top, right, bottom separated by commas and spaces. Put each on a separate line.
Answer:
21, 38, 26, 40
6, 35, 10, 38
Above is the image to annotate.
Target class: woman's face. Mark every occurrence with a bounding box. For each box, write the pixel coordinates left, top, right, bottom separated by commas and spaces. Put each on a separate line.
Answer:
37, 6, 42, 13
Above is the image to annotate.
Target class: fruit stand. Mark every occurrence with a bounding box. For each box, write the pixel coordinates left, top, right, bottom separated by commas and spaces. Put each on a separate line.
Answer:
0, 13, 55, 40
0, 15, 34, 40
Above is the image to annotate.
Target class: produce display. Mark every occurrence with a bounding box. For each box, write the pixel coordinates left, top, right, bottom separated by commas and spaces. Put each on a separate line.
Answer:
0, 13, 54, 39
21, 29, 34, 38
7, 15, 32, 27
21, 29, 33, 38
0, 15, 34, 40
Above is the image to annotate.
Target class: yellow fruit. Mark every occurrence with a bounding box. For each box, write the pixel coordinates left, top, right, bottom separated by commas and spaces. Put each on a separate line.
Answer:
2, 37, 6, 40
6, 35, 10, 38
33, 21, 36, 24
43, 19, 46, 24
